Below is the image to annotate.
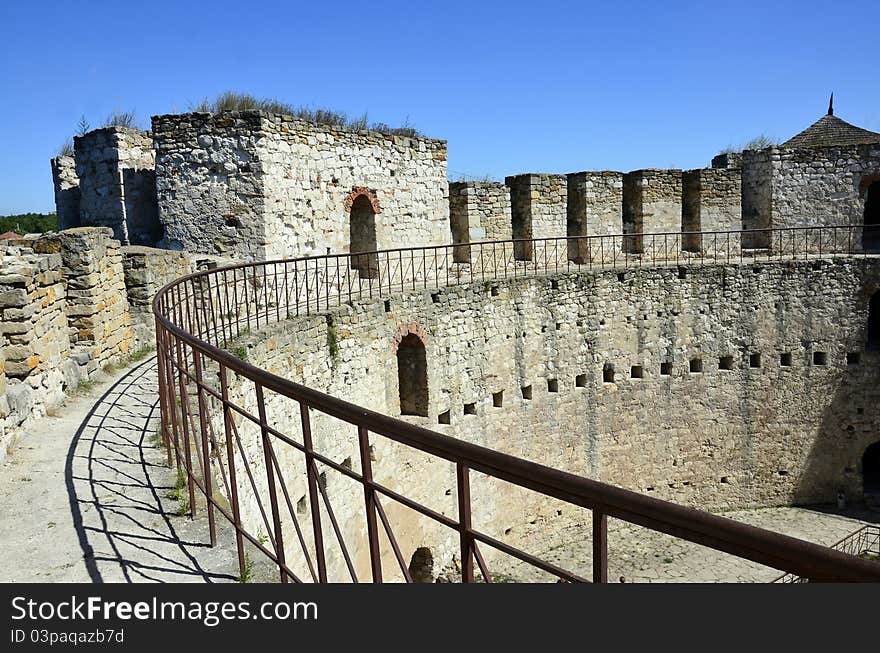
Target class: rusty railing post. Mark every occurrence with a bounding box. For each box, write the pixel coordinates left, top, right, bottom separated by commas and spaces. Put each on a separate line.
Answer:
256, 383, 287, 583
219, 365, 247, 581
593, 510, 608, 583
457, 462, 474, 583
300, 401, 328, 582
358, 425, 383, 582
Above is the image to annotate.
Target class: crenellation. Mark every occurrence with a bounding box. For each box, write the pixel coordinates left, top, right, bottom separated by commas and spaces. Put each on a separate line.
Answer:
566, 171, 624, 262
682, 168, 741, 254
448, 181, 512, 262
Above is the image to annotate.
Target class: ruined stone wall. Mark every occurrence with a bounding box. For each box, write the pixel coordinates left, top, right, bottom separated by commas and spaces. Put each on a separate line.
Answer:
32, 228, 134, 378
121, 246, 193, 347
50, 155, 81, 230
223, 257, 880, 581
262, 114, 449, 260
448, 181, 512, 262
153, 112, 266, 259
0, 244, 73, 458
74, 127, 159, 246
566, 171, 623, 262
682, 168, 741, 254
154, 111, 449, 262
712, 152, 743, 169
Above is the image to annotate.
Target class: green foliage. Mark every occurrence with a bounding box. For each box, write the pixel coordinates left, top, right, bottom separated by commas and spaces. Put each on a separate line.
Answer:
238, 553, 254, 583
76, 114, 90, 136
326, 317, 340, 364
719, 134, 780, 155
104, 110, 139, 128
232, 345, 248, 361
189, 91, 423, 137
73, 377, 96, 395
0, 212, 57, 235
167, 466, 191, 515
453, 172, 500, 183
102, 344, 155, 375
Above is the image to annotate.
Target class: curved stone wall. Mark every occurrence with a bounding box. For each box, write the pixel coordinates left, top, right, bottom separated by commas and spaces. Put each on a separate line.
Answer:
223, 257, 880, 580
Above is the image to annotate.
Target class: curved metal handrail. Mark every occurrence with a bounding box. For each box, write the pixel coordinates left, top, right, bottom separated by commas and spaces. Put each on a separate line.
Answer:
152, 224, 880, 582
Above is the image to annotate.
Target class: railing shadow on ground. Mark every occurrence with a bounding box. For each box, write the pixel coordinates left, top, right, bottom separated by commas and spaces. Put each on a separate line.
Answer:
65, 357, 237, 583
153, 225, 880, 583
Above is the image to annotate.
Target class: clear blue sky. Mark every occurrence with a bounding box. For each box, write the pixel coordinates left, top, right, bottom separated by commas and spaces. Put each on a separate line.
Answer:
1, 0, 878, 214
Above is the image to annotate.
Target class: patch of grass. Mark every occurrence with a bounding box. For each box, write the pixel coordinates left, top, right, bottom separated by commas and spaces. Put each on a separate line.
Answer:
326, 322, 339, 364
188, 91, 423, 137
148, 428, 164, 448
232, 345, 248, 361
166, 466, 189, 516
238, 553, 254, 583
103, 344, 155, 375
73, 377, 96, 395
104, 110, 140, 129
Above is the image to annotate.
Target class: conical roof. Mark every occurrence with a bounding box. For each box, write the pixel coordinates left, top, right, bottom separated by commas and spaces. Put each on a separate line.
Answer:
783, 111, 880, 149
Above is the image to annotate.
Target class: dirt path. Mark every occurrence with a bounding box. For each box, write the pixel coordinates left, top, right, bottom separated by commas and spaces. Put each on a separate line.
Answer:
0, 357, 248, 583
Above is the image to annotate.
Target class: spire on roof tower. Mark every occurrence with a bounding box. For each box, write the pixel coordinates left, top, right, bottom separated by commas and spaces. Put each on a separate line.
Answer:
828, 92, 834, 116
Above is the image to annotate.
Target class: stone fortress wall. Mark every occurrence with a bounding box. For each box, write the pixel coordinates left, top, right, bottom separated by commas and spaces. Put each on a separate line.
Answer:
151, 111, 449, 261
219, 256, 880, 581
30, 104, 880, 579
0, 227, 195, 462
51, 109, 880, 268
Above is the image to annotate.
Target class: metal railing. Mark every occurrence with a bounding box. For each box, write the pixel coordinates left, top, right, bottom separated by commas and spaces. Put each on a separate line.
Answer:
774, 525, 880, 582
152, 224, 880, 582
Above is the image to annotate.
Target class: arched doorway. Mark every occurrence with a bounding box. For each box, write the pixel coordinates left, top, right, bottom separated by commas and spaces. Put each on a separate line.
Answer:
863, 442, 880, 503
397, 333, 428, 416
863, 181, 880, 252
349, 194, 378, 278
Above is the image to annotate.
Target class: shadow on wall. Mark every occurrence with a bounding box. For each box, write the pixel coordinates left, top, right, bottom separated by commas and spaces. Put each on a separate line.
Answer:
122, 168, 162, 247
796, 279, 880, 507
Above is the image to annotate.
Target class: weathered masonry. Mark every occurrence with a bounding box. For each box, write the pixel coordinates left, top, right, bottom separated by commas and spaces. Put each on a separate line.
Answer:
223, 256, 880, 581
54, 101, 880, 264
152, 112, 449, 261
0, 227, 195, 461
